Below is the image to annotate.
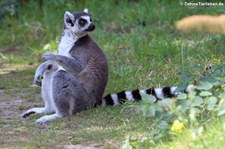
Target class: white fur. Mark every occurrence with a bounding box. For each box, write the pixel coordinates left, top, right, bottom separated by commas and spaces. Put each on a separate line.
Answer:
170, 86, 177, 94
125, 91, 134, 101
64, 11, 75, 29
155, 88, 164, 99
23, 62, 57, 119
41, 70, 56, 113
57, 29, 78, 71
140, 90, 146, 95
58, 29, 77, 57
187, 84, 195, 92
111, 94, 119, 105
80, 16, 92, 29
101, 98, 106, 107
23, 107, 46, 115
36, 113, 62, 124
64, 11, 91, 38
83, 8, 88, 13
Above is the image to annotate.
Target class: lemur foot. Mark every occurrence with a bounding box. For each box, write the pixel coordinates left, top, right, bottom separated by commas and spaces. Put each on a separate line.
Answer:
36, 113, 62, 124
22, 107, 46, 118
22, 111, 36, 118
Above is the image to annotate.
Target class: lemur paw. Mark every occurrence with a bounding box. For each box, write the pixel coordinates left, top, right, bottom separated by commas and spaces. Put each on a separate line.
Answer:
22, 111, 36, 118
42, 51, 56, 60
36, 114, 61, 124
22, 107, 46, 118
36, 116, 49, 124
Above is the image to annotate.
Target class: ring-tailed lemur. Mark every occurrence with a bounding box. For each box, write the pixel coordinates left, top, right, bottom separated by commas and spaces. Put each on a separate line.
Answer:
23, 8, 108, 123
96, 85, 193, 107
23, 60, 59, 118
23, 9, 192, 123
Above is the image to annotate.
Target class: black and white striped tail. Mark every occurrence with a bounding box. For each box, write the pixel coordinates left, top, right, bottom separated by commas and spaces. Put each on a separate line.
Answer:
97, 86, 192, 107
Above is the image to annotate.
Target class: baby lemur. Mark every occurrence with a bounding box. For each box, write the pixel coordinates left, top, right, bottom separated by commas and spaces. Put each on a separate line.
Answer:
23, 8, 109, 123
23, 60, 58, 119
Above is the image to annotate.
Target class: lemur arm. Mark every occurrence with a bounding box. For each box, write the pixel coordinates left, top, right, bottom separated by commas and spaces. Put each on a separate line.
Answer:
34, 61, 49, 86
42, 51, 84, 74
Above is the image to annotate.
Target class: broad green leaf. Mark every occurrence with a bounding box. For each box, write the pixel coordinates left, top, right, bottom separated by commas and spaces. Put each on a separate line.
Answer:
175, 82, 188, 92
199, 76, 218, 83
183, 75, 195, 82
177, 93, 187, 100
179, 100, 191, 112
195, 81, 213, 90
141, 94, 156, 104
158, 98, 171, 106
189, 108, 200, 121
206, 96, 217, 110
192, 96, 203, 107
199, 91, 212, 97
218, 109, 225, 116
219, 93, 225, 99
148, 105, 157, 117
188, 91, 196, 99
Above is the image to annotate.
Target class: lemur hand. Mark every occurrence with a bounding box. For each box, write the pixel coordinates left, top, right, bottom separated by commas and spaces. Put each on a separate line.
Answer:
42, 51, 56, 61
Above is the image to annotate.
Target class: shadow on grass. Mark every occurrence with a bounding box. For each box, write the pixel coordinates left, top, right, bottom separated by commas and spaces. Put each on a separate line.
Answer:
0, 66, 155, 148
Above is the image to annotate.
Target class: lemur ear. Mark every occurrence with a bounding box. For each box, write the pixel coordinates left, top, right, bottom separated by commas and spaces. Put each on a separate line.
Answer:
83, 8, 88, 13
47, 64, 53, 70
64, 11, 75, 28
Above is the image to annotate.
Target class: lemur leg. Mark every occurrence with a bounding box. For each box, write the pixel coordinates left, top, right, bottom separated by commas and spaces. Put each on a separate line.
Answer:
52, 70, 92, 118
42, 52, 84, 74
22, 107, 47, 118
22, 101, 55, 118
36, 112, 62, 124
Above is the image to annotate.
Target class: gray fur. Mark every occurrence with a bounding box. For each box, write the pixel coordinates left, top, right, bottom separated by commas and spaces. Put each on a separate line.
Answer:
23, 9, 108, 123
22, 60, 58, 118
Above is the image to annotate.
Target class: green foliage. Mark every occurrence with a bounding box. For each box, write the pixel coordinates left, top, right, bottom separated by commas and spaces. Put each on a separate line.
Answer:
0, 0, 18, 18
132, 64, 225, 147
176, 64, 225, 92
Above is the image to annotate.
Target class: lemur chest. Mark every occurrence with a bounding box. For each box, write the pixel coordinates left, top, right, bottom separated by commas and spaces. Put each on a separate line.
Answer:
58, 33, 78, 57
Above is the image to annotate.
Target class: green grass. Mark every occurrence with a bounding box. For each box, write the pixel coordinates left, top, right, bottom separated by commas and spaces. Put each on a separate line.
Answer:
0, 0, 225, 148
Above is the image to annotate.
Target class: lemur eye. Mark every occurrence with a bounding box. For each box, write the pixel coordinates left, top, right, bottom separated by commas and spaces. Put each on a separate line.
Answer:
79, 19, 87, 26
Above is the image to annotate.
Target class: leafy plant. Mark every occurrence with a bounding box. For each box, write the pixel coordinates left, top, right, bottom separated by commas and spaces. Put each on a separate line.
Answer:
129, 63, 225, 147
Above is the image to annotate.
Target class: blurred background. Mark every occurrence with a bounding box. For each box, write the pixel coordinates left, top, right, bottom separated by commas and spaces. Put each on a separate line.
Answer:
0, 0, 225, 91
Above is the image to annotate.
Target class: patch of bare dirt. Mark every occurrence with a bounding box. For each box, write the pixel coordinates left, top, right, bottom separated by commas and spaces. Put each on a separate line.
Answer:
0, 93, 23, 120
63, 141, 103, 149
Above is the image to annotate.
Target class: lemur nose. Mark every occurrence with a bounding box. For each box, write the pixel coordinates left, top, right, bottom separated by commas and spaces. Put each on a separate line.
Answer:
86, 23, 95, 31
89, 24, 95, 31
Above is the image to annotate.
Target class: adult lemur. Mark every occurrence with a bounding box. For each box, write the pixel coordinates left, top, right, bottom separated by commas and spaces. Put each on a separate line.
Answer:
23, 9, 108, 123
23, 9, 192, 123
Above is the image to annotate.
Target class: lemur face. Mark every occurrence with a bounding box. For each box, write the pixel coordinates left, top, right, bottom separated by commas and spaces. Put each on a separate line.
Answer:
64, 8, 95, 37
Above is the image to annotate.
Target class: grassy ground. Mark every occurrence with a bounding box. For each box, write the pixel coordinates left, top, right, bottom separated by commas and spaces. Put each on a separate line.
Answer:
0, 0, 225, 148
